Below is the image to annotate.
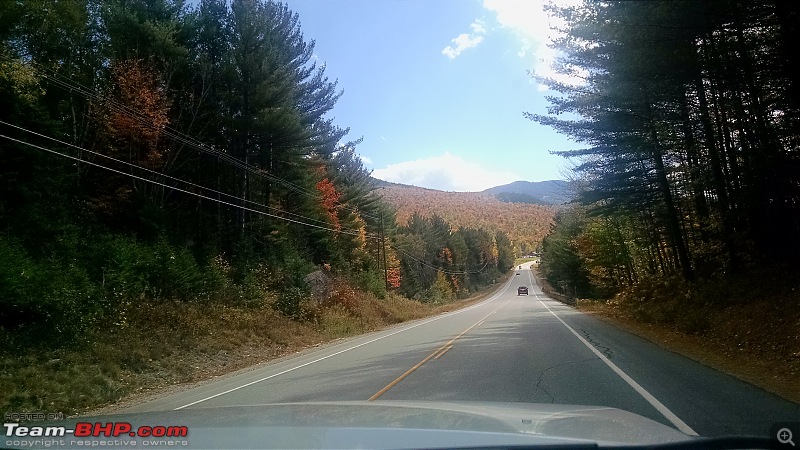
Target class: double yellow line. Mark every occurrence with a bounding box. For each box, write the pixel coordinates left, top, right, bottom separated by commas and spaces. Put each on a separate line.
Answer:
368, 300, 508, 401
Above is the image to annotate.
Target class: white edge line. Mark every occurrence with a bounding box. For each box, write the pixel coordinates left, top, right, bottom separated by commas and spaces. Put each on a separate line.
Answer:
529, 272, 698, 436
175, 275, 516, 410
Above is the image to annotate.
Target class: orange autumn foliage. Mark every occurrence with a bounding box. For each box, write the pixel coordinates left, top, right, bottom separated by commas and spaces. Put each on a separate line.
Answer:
103, 60, 170, 169
315, 177, 341, 230
381, 184, 556, 254
386, 250, 402, 289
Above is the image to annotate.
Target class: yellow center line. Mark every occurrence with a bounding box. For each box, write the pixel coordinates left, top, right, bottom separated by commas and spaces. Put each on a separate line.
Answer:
434, 345, 454, 360
431, 343, 451, 360
368, 300, 508, 401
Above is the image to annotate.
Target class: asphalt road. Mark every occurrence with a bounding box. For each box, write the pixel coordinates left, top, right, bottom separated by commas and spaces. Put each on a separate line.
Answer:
120, 263, 799, 438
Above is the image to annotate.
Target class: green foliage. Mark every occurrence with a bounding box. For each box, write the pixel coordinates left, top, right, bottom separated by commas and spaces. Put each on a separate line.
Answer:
424, 270, 454, 304
274, 287, 309, 320
495, 231, 514, 272
351, 268, 387, 299
254, 245, 314, 318
540, 208, 593, 299
394, 214, 512, 301
0, 236, 103, 346
535, 0, 800, 298
0, 0, 509, 356
101, 237, 207, 301
494, 192, 546, 205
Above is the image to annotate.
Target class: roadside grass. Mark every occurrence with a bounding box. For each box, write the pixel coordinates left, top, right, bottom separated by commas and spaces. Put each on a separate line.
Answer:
0, 278, 504, 417
570, 266, 800, 404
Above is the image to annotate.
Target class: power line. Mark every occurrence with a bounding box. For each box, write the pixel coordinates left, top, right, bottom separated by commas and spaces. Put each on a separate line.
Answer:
2, 59, 490, 273
2, 128, 495, 277
0, 120, 374, 236
0, 132, 382, 240
10, 55, 379, 221
389, 244, 492, 275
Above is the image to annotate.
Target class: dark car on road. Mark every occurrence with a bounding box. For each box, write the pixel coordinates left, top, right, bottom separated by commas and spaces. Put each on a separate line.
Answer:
517, 286, 528, 295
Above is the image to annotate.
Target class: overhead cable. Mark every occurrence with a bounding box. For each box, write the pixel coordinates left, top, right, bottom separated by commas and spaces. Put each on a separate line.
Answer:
0, 132, 381, 240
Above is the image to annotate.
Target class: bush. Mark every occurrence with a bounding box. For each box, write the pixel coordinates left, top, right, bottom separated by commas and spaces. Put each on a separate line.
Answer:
353, 269, 387, 299
100, 236, 208, 301
275, 286, 311, 320
615, 275, 712, 333
0, 236, 104, 346
423, 270, 455, 304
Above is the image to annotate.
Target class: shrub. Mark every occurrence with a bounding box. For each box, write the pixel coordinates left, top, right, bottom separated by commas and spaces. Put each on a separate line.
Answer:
353, 269, 387, 299
100, 236, 208, 301
615, 275, 711, 333
0, 236, 104, 346
275, 286, 311, 320
423, 270, 455, 304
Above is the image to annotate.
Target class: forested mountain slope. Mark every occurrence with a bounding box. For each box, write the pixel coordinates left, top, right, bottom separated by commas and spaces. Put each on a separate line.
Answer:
483, 180, 571, 205
380, 183, 556, 256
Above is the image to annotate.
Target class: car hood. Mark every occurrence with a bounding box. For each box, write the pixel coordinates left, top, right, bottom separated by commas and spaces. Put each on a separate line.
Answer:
11, 401, 698, 449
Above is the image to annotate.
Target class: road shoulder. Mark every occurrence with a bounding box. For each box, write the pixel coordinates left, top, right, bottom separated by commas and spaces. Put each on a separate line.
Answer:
83, 273, 514, 416
574, 304, 799, 405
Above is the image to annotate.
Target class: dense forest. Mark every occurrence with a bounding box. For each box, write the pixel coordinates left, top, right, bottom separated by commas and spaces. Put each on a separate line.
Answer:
393, 212, 514, 301
381, 183, 555, 257
0, 0, 513, 349
482, 179, 571, 205
534, 0, 800, 299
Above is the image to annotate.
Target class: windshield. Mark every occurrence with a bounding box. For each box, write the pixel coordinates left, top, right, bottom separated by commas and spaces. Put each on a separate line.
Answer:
1, 1, 798, 449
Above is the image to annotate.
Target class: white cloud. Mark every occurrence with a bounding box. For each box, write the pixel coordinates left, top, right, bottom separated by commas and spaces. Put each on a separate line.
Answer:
470, 19, 487, 35
442, 34, 484, 59
359, 154, 373, 165
372, 152, 519, 192
482, 0, 584, 89
442, 20, 486, 60
484, 0, 548, 39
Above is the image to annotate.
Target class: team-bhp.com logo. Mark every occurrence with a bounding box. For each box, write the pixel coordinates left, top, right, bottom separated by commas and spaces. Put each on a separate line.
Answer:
5, 421, 188, 438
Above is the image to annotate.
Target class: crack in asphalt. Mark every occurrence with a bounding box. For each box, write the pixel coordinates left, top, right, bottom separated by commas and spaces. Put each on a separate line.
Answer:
580, 330, 613, 359
534, 356, 597, 403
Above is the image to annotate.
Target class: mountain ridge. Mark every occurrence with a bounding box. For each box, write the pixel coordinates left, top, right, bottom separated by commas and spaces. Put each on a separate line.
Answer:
372, 178, 572, 206
375, 180, 558, 255
482, 180, 570, 205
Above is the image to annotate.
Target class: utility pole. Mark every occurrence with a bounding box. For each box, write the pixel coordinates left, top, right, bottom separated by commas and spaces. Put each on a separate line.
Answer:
380, 211, 389, 291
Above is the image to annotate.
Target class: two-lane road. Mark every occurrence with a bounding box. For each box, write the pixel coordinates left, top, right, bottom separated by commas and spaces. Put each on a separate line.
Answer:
121, 264, 799, 438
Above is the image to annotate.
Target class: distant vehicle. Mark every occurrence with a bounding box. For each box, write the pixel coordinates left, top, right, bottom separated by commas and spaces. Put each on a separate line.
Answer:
517, 286, 528, 295
518, 265, 522, 269
516, 273, 520, 276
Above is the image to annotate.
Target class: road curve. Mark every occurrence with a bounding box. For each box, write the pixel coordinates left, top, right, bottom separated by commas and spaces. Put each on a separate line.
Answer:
119, 264, 799, 438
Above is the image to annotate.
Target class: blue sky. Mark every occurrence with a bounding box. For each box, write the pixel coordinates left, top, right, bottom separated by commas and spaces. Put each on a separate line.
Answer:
284, 0, 579, 191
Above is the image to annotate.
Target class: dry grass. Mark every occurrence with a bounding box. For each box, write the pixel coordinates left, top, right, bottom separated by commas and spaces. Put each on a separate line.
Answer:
573, 271, 800, 404
1, 278, 505, 417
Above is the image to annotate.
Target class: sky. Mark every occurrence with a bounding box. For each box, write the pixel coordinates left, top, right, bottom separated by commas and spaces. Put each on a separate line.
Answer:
283, 0, 579, 192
